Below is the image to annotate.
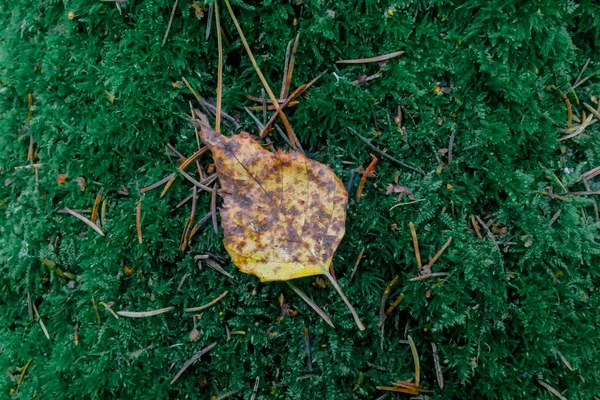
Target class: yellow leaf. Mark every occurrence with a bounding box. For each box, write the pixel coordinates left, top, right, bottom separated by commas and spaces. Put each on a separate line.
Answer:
197, 123, 348, 282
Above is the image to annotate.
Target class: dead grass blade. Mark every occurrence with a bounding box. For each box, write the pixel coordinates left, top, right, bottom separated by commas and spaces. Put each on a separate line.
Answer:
117, 306, 175, 318
337, 50, 404, 64
286, 281, 335, 328
185, 291, 228, 313
170, 342, 217, 385
60, 208, 105, 237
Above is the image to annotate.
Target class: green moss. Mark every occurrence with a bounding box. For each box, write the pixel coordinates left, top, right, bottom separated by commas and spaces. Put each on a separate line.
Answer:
1, 0, 599, 398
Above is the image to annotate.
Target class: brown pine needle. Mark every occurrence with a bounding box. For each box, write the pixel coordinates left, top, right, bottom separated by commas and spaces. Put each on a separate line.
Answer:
214, 0, 223, 133
179, 146, 209, 171
286, 281, 335, 328
60, 208, 105, 237
101, 199, 108, 226
303, 327, 312, 372
337, 50, 404, 64
177, 169, 214, 192
211, 182, 219, 234
248, 101, 299, 111
26, 292, 33, 322
91, 187, 104, 224
409, 222, 422, 270
136, 200, 143, 244
537, 380, 567, 400
117, 306, 175, 318
584, 102, 600, 121
407, 335, 421, 387
425, 237, 452, 271
349, 247, 365, 283
141, 173, 176, 193
98, 301, 120, 319
311, 249, 365, 331
432, 343, 444, 389
357, 154, 378, 201
170, 342, 217, 385
27, 135, 34, 162
16, 359, 32, 386
471, 215, 483, 238
378, 293, 404, 327
283, 33, 300, 99
203, 258, 236, 281
161, 0, 178, 47
188, 212, 213, 241
379, 277, 398, 324
185, 291, 228, 312
32, 303, 50, 340
280, 40, 292, 99
408, 272, 450, 282
377, 386, 419, 395
224, 0, 301, 151
161, 174, 177, 197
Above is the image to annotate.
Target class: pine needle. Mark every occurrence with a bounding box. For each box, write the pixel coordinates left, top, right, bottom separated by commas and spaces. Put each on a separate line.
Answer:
349, 248, 365, 283
379, 277, 398, 324
409, 222, 422, 270
283, 33, 299, 99
408, 272, 449, 281
60, 208, 105, 237
357, 154, 378, 202
378, 293, 404, 327
211, 182, 219, 234
136, 199, 143, 244
32, 303, 50, 340
537, 380, 567, 400
286, 281, 335, 328
92, 296, 102, 324
337, 50, 404, 64
171, 342, 217, 385
407, 335, 421, 387
91, 187, 104, 224
98, 301, 120, 319
161, 175, 177, 197
140, 173, 176, 193
161, 0, 178, 47
185, 291, 228, 312
425, 237, 452, 271
214, 0, 223, 133
431, 343, 444, 389
376, 386, 419, 395
16, 359, 32, 386
117, 306, 175, 318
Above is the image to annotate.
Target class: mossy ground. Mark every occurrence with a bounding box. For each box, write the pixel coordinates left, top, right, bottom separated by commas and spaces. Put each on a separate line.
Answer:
1, 0, 600, 399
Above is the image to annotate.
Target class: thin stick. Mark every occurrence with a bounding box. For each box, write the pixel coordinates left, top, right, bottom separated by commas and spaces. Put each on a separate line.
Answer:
431, 343, 444, 389
170, 342, 217, 385
117, 306, 175, 318
32, 303, 50, 340
141, 173, 175, 193
283, 34, 300, 98
348, 128, 423, 174
185, 291, 228, 312
349, 248, 365, 283
280, 40, 292, 99
311, 250, 365, 331
409, 222, 422, 270
286, 281, 335, 328
136, 200, 143, 244
214, 0, 223, 132
407, 335, 420, 387
161, 0, 178, 47
408, 272, 450, 281
91, 187, 104, 224
92, 296, 102, 324
337, 50, 404, 64
211, 182, 219, 234
60, 208, 105, 237
425, 237, 452, 270
537, 380, 567, 400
